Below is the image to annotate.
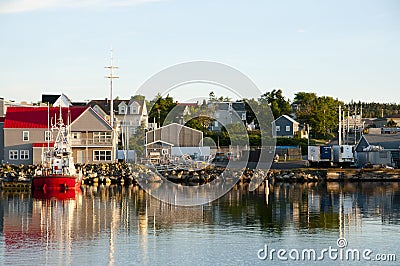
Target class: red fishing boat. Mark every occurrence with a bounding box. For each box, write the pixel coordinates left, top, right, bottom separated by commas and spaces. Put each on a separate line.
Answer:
32, 108, 83, 191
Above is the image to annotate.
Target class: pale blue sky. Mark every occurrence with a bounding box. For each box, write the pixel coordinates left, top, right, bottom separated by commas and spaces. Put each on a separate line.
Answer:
0, 0, 399, 103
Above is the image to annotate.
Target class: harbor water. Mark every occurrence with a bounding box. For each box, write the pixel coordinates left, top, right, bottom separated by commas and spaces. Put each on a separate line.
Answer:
1, 182, 399, 265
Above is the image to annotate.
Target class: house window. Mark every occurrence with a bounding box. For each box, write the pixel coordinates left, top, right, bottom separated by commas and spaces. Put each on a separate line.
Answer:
93, 132, 112, 143
20, 150, 29, 160
276, 126, 280, 132
214, 121, 219, 127
119, 105, 126, 115
22, 131, 29, 141
286, 126, 291, 132
93, 150, 112, 161
242, 113, 246, 121
130, 107, 137, 114
9, 150, 18, 160
130, 127, 136, 135
44, 131, 52, 141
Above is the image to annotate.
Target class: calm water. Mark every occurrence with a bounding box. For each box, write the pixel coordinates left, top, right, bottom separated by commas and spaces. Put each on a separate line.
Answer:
1, 182, 399, 265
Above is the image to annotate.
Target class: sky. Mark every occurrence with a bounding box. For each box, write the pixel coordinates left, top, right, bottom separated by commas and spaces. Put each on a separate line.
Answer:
0, 0, 399, 104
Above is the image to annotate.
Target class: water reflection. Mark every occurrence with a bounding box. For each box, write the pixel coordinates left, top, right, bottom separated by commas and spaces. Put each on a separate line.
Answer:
0, 182, 399, 264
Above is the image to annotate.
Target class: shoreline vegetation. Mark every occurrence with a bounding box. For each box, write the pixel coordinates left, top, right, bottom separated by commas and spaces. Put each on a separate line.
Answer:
1, 162, 399, 190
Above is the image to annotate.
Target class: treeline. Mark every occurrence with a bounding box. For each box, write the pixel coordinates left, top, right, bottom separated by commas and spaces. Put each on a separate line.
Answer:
128, 90, 399, 148
349, 101, 400, 118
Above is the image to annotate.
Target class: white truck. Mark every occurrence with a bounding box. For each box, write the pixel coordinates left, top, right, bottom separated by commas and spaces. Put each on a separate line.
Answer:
333, 145, 355, 166
308, 145, 333, 166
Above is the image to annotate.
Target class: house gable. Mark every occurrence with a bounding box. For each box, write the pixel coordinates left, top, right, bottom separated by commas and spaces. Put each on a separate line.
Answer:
118, 101, 128, 115
71, 108, 112, 131
129, 101, 140, 114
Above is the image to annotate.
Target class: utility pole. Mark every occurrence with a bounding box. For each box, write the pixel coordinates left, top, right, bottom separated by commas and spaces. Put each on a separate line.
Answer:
105, 48, 119, 128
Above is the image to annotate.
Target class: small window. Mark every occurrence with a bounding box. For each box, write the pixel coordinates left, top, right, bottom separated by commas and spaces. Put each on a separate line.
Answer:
130, 107, 137, 114
9, 150, 18, 160
23, 131, 29, 141
130, 127, 136, 135
20, 150, 29, 160
286, 126, 290, 132
276, 126, 280, 132
93, 132, 112, 143
242, 113, 246, 121
93, 150, 112, 161
214, 121, 219, 127
119, 106, 126, 115
45, 131, 52, 141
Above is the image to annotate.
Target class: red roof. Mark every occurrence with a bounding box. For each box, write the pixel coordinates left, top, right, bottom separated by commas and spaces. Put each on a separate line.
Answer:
4, 106, 87, 128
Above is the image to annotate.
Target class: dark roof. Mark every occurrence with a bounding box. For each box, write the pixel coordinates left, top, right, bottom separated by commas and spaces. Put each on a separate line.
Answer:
211, 102, 246, 112
4, 106, 87, 128
42, 94, 61, 105
232, 102, 246, 112
360, 134, 400, 150
88, 99, 145, 115
71, 102, 88, 106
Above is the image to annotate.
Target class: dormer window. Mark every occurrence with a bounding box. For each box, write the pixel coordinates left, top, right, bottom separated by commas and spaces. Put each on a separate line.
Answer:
120, 106, 126, 114
129, 102, 139, 114
118, 103, 127, 115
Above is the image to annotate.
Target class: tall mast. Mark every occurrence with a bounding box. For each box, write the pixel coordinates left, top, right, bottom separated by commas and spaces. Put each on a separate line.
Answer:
338, 105, 342, 146
105, 48, 119, 128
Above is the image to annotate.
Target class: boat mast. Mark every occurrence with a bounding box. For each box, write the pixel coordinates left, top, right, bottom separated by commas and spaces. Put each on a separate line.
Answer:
338, 105, 342, 146
105, 48, 119, 128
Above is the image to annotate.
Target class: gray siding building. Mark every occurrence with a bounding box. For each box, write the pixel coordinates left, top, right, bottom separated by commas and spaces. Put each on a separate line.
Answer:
273, 115, 299, 138
355, 134, 400, 167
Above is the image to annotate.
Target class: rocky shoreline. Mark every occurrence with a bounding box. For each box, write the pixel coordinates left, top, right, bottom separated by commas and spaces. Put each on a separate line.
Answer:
1, 163, 400, 188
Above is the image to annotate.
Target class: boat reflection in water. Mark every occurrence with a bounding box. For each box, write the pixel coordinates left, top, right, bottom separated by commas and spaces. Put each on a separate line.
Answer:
1, 182, 400, 265
32, 188, 82, 200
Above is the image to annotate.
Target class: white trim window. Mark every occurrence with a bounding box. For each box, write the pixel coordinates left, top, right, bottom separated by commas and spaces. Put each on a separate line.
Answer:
44, 131, 52, 141
93, 150, 112, 161
286, 126, 291, 132
119, 105, 127, 115
276, 126, 280, 132
22, 131, 29, 141
20, 150, 29, 160
93, 132, 112, 143
9, 150, 18, 160
130, 106, 138, 114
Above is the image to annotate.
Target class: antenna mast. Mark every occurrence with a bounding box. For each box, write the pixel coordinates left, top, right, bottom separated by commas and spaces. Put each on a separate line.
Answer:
105, 48, 119, 128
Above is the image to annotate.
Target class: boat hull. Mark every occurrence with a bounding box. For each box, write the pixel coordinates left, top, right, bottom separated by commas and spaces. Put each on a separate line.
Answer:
32, 175, 81, 191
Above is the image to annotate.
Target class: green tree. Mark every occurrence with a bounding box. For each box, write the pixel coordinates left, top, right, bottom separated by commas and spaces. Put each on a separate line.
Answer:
148, 94, 177, 126
129, 122, 146, 158
294, 92, 342, 139
259, 89, 291, 119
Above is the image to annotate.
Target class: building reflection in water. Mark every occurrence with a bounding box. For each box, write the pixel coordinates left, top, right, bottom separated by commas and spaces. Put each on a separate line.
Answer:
0, 181, 399, 264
